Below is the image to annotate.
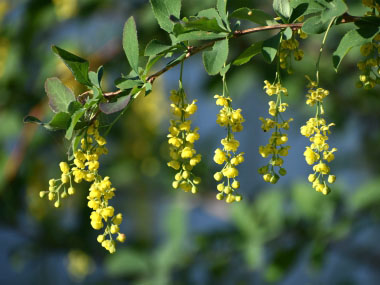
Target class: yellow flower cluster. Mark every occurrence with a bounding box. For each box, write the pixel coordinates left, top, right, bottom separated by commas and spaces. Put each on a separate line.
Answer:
301, 81, 337, 195
258, 81, 293, 183
279, 29, 307, 74
356, 34, 380, 89
40, 120, 125, 253
167, 89, 202, 193
213, 94, 244, 203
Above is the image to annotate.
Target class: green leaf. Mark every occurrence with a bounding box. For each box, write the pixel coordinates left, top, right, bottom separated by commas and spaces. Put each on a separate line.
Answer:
65, 108, 85, 140
88, 71, 99, 88
197, 8, 225, 29
229, 8, 276, 26
23, 115, 42, 125
184, 17, 228, 33
273, 0, 292, 23
44, 77, 75, 113
333, 26, 380, 71
176, 30, 228, 42
145, 54, 165, 74
123, 17, 139, 73
150, 0, 181, 33
115, 77, 143, 90
320, 0, 347, 23
67, 101, 82, 115
261, 33, 281, 63
217, 0, 229, 29
45, 112, 71, 130
202, 39, 229, 75
233, 41, 262, 66
144, 40, 173, 56
289, 2, 308, 23
290, 0, 325, 15
283, 27, 293, 40
99, 95, 131, 115
302, 16, 329, 34
51, 46, 91, 86
220, 63, 230, 76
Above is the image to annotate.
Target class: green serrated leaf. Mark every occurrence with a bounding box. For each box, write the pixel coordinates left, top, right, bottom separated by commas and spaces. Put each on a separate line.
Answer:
333, 26, 380, 71
289, 2, 308, 23
217, 0, 229, 30
273, 0, 292, 23
290, 0, 325, 15
176, 30, 228, 42
46, 112, 71, 130
262, 33, 281, 63
283, 27, 293, 40
123, 17, 139, 73
233, 41, 263, 66
68, 101, 82, 115
52, 46, 91, 86
115, 77, 143, 90
184, 17, 228, 33
202, 39, 229, 75
302, 16, 329, 34
150, 0, 181, 33
198, 8, 225, 30
65, 108, 85, 140
45, 77, 75, 113
145, 54, 165, 74
229, 8, 276, 26
144, 40, 173, 56
99, 95, 131, 115
320, 0, 347, 23
88, 71, 99, 88
220, 63, 230, 76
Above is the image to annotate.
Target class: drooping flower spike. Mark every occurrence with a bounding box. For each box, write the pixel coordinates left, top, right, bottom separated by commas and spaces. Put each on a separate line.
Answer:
40, 120, 126, 253
301, 77, 337, 195
258, 80, 293, 184
167, 87, 202, 193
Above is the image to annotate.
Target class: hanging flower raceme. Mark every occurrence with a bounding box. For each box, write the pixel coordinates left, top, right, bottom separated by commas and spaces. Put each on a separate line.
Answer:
356, 33, 380, 89
278, 23, 307, 74
167, 88, 202, 193
300, 78, 337, 195
213, 94, 245, 203
40, 120, 126, 253
356, 1, 380, 89
258, 80, 293, 184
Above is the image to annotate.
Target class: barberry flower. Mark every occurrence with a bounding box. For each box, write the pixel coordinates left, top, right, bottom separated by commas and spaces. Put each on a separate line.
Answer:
278, 27, 307, 74
213, 93, 244, 203
167, 89, 202, 194
40, 120, 125, 253
258, 81, 292, 184
301, 78, 337, 195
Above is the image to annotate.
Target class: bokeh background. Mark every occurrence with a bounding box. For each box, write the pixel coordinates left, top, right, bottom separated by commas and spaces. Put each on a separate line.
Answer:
1, 0, 380, 284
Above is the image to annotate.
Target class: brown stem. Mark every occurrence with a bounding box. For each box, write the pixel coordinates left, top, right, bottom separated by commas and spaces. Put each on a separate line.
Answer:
96, 14, 358, 98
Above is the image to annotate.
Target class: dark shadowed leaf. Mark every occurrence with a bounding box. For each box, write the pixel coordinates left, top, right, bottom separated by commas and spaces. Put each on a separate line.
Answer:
51, 46, 91, 86
233, 41, 262, 66
99, 95, 131, 115
65, 108, 86, 140
262, 33, 281, 63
